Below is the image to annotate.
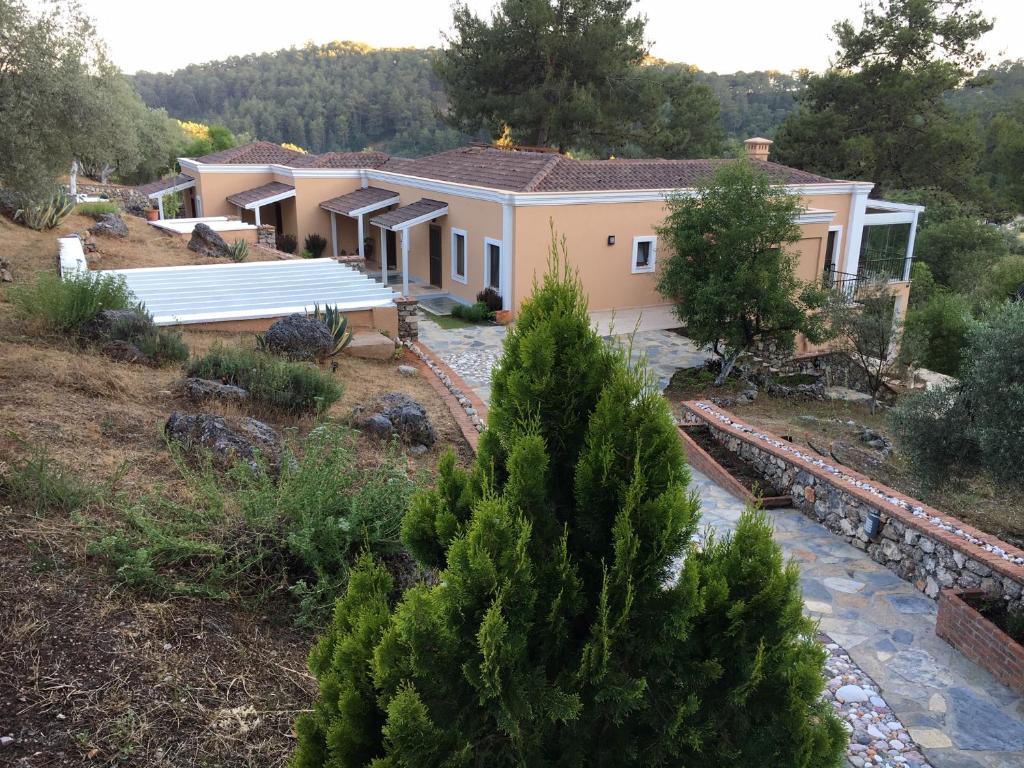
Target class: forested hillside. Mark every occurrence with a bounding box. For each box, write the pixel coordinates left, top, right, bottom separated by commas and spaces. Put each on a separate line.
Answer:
131, 42, 468, 157
131, 41, 807, 156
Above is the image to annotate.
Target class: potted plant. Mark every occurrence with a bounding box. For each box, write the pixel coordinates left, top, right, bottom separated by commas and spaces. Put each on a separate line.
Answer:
145, 205, 159, 222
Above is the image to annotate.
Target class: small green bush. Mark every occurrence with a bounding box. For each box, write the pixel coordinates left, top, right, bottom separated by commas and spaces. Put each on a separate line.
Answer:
304, 233, 328, 258
277, 233, 297, 253
91, 425, 415, 623
104, 313, 189, 365
450, 301, 493, 322
186, 344, 342, 414
900, 291, 972, 375
476, 286, 502, 312
227, 239, 249, 262
76, 201, 120, 219
8, 271, 133, 333
299, 248, 314, 259
15, 188, 75, 230
889, 387, 978, 489
0, 443, 108, 515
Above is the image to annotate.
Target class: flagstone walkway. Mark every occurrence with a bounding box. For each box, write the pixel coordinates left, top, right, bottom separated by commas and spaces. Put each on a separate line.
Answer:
416, 315, 1024, 767
692, 469, 1024, 768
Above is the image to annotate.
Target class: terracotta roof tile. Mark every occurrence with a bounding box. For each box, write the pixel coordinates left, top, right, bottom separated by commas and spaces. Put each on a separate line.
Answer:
320, 186, 400, 216
370, 198, 447, 230
189, 142, 839, 193
136, 173, 194, 197
226, 181, 295, 208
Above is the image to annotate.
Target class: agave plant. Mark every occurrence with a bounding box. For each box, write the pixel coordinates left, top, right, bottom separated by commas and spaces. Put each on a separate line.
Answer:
308, 303, 353, 357
227, 239, 249, 262
15, 188, 76, 231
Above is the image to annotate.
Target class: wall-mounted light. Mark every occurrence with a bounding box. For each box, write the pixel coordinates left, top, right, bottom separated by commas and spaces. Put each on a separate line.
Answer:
607, 235, 616, 246
864, 509, 882, 538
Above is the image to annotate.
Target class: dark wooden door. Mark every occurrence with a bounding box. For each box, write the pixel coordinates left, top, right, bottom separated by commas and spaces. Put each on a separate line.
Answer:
386, 230, 397, 269
429, 225, 442, 287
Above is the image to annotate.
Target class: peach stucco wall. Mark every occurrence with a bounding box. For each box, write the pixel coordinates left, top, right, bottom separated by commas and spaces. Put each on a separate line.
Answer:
181, 304, 398, 338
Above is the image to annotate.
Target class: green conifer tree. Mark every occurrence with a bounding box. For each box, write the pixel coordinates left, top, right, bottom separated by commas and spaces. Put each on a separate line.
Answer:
292, 235, 845, 768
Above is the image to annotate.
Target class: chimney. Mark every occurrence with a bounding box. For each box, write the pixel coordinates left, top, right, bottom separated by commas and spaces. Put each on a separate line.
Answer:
744, 137, 773, 162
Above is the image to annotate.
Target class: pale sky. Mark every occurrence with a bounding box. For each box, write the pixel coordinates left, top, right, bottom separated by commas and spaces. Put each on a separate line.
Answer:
61, 0, 1024, 75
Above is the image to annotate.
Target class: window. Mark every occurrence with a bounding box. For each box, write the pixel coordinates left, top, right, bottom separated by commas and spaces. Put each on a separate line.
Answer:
484, 238, 502, 292
824, 226, 841, 275
632, 236, 656, 274
451, 228, 467, 283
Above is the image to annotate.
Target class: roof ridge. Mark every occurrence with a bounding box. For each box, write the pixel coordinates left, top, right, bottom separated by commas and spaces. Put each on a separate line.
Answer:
523, 154, 564, 192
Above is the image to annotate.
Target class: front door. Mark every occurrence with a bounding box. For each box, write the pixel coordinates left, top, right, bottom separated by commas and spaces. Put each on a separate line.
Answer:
386, 230, 397, 270
429, 225, 442, 287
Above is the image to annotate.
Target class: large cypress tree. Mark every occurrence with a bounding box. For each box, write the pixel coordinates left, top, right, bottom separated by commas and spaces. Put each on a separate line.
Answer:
293, 237, 845, 768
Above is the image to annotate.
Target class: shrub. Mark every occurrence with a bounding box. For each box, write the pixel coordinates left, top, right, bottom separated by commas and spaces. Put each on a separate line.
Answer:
294, 236, 845, 768
889, 387, 978, 489
227, 239, 249, 262
15, 188, 75, 230
186, 344, 342, 414
106, 314, 189, 365
450, 300, 492, 322
162, 191, 181, 220
277, 233, 297, 253
299, 249, 314, 259
304, 233, 328, 258
0, 442, 107, 515
977, 254, 1024, 303
307, 304, 352, 356
76, 201, 120, 219
900, 291, 972, 375
476, 286, 502, 312
90, 426, 414, 622
8, 271, 133, 333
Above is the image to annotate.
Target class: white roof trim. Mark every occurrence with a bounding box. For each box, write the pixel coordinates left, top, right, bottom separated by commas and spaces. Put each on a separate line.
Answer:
863, 211, 916, 226
865, 199, 926, 213
376, 205, 449, 231
147, 177, 196, 199
796, 209, 837, 224
348, 196, 401, 216
178, 155, 878, 207
243, 187, 296, 209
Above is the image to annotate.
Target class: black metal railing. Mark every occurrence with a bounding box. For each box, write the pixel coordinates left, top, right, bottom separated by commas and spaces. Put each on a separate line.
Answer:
823, 256, 910, 296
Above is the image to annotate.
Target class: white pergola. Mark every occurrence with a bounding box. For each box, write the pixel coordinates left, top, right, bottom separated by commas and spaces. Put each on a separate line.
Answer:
143, 174, 196, 219
369, 199, 449, 295
857, 199, 924, 282
320, 186, 401, 260
226, 182, 296, 226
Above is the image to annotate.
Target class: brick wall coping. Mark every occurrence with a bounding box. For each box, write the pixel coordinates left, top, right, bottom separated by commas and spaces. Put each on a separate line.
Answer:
682, 400, 1024, 581
405, 341, 488, 452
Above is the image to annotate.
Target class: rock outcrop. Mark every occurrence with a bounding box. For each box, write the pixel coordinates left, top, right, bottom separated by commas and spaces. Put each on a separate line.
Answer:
352, 392, 436, 448
88, 213, 128, 238
187, 223, 230, 258
165, 411, 281, 471
263, 314, 334, 360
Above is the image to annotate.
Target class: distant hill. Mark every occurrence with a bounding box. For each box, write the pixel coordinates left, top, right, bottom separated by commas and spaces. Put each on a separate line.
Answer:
131, 41, 811, 158
131, 42, 1024, 160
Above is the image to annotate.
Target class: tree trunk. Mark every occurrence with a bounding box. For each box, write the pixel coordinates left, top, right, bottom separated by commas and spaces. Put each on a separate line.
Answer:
99, 163, 112, 185
714, 349, 742, 386
69, 160, 78, 197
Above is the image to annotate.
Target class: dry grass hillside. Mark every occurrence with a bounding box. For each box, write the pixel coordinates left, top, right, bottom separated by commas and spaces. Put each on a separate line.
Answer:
0, 211, 470, 766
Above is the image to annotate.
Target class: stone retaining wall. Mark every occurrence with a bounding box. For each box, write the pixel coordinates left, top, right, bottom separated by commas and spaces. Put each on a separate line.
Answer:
680, 400, 1024, 613
256, 225, 276, 248
73, 182, 148, 212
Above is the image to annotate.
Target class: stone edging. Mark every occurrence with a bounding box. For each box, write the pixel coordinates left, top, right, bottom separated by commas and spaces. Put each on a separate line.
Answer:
681, 400, 1024, 611
405, 341, 487, 442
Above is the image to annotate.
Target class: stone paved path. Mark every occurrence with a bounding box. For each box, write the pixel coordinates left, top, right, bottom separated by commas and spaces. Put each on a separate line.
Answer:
692, 469, 1024, 768
417, 315, 1024, 767
418, 318, 709, 402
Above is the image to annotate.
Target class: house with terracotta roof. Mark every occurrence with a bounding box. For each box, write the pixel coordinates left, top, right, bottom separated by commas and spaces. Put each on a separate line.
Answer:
139, 138, 921, 348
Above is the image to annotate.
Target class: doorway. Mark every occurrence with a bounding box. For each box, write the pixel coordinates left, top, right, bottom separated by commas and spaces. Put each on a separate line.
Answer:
386, 230, 397, 270
429, 225, 442, 287
485, 239, 502, 293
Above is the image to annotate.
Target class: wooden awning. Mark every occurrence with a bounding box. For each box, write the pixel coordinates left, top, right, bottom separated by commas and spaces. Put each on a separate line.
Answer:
369, 198, 448, 231
320, 186, 399, 217
226, 181, 295, 209
137, 173, 196, 199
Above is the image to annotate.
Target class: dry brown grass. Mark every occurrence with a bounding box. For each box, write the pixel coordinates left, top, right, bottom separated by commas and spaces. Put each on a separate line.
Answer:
0, 217, 473, 764
0, 209, 275, 284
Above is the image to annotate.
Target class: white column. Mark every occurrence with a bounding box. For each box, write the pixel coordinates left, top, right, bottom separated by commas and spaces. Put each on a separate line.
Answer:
380, 226, 388, 286
501, 200, 514, 311
401, 228, 410, 297
254, 206, 261, 226
330, 212, 338, 258
903, 209, 919, 282
843, 187, 870, 277
157, 196, 165, 220
358, 214, 365, 258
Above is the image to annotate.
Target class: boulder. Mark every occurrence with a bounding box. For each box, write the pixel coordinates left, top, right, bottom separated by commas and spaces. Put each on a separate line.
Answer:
187, 222, 230, 258
88, 212, 128, 238
352, 392, 436, 448
263, 314, 334, 360
182, 377, 249, 404
84, 308, 152, 340
0, 257, 12, 283
102, 339, 148, 365
164, 411, 281, 471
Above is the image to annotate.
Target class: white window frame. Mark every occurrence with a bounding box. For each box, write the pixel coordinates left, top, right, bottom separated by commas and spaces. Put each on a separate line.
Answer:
631, 235, 657, 274
451, 227, 468, 284
483, 237, 503, 293
826, 225, 843, 272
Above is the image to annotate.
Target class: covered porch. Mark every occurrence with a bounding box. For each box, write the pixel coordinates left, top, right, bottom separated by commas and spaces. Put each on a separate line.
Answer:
320, 186, 400, 263
827, 199, 923, 293
227, 181, 296, 235
368, 198, 449, 297
138, 173, 197, 219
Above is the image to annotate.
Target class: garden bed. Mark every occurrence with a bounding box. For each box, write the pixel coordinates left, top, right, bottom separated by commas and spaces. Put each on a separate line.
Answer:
680, 424, 791, 508
936, 589, 1024, 695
